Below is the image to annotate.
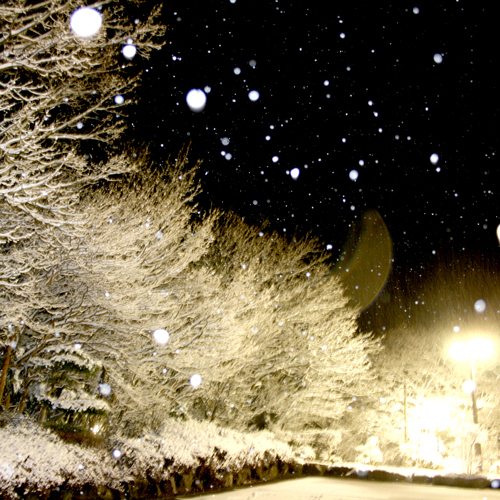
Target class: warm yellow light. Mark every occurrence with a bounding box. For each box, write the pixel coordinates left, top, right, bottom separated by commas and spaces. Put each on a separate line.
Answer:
462, 379, 476, 394
468, 338, 494, 360
450, 338, 494, 361
413, 399, 452, 431
450, 341, 468, 361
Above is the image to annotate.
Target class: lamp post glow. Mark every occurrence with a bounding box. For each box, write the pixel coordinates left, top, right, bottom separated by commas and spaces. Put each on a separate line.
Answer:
450, 338, 494, 472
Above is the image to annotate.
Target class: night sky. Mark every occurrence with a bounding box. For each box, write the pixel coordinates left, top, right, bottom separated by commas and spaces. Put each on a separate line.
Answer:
129, 2, 499, 278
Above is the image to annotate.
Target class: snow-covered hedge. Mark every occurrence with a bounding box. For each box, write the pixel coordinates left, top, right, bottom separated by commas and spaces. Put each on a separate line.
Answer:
0, 416, 122, 498
111, 418, 295, 479
0, 415, 295, 498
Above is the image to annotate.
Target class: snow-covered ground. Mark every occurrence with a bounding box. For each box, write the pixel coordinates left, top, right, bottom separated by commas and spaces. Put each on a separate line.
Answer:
182, 476, 500, 500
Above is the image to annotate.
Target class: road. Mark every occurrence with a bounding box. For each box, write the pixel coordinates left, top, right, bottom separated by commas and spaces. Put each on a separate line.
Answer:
175, 476, 500, 500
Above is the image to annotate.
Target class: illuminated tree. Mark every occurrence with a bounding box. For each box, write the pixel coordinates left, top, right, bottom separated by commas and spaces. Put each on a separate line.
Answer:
187, 216, 381, 435
0, 0, 166, 416
74, 152, 223, 432
345, 324, 500, 471
0, 0, 165, 243
0, 153, 160, 421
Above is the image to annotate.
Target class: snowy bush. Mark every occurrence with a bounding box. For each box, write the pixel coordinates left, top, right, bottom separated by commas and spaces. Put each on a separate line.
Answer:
157, 419, 295, 470
0, 416, 122, 498
294, 445, 316, 461
355, 436, 384, 465
0, 415, 295, 497
110, 418, 295, 477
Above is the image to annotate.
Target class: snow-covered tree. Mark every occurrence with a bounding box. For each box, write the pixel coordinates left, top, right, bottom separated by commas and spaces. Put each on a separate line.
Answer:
344, 323, 500, 471
184, 215, 381, 435
69, 152, 221, 432
0, 153, 160, 421
1, 0, 166, 417
0, 0, 165, 243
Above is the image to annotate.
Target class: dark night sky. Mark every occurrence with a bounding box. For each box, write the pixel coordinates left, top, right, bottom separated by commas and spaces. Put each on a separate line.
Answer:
129, 2, 499, 276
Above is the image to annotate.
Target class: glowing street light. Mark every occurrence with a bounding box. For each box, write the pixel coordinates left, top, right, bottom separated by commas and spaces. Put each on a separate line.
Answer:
450, 338, 494, 363
450, 338, 494, 472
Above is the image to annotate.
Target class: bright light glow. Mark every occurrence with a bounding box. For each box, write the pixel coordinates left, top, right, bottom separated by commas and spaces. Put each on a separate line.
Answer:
122, 44, 137, 60
190, 374, 202, 387
463, 379, 476, 394
70, 7, 102, 38
450, 338, 494, 361
468, 338, 494, 360
290, 168, 300, 180
404, 399, 454, 467
413, 399, 452, 431
114, 95, 124, 105
434, 53, 443, 64
497, 224, 500, 245
450, 341, 468, 361
349, 169, 359, 181
186, 89, 207, 112
113, 449, 121, 458
430, 153, 439, 164
153, 328, 169, 344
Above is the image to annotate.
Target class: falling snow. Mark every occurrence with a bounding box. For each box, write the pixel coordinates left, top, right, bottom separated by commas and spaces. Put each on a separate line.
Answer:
186, 89, 207, 111
248, 90, 260, 101
70, 7, 102, 37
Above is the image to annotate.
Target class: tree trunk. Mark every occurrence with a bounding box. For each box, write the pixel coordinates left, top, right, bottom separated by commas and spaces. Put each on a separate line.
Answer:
18, 373, 31, 414
0, 340, 13, 407
18, 391, 28, 414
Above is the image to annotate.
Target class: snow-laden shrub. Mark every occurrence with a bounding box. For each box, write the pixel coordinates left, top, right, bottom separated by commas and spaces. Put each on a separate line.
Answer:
293, 445, 316, 461
355, 436, 384, 465
158, 419, 295, 470
271, 427, 344, 461
1, 415, 295, 498
109, 418, 295, 478
0, 416, 122, 498
108, 433, 173, 482
441, 456, 463, 474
